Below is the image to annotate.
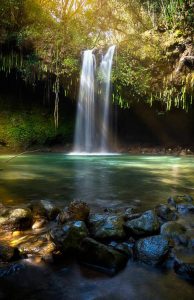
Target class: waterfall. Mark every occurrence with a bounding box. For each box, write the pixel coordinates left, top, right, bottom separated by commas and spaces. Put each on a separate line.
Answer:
74, 50, 96, 153
73, 46, 115, 154
99, 45, 116, 152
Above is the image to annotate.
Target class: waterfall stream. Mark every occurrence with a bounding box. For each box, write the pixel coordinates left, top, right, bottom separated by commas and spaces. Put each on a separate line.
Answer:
73, 46, 115, 154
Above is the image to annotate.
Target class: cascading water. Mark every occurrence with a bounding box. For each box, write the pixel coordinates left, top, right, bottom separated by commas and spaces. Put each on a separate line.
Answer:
99, 45, 116, 152
73, 46, 115, 154
74, 50, 96, 153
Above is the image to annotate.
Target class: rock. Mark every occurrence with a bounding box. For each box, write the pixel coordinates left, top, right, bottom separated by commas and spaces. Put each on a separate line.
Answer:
58, 209, 72, 223
176, 203, 194, 214
88, 213, 126, 240
29, 202, 47, 219
160, 221, 188, 245
125, 210, 160, 237
30, 200, 60, 221
40, 200, 60, 220
0, 208, 32, 230
78, 237, 128, 275
109, 239, 135, 258
155, 205, 177, 222
135, 235, 170, 266
32, 218, 48, 230
174, 260, 194, 281
49, 221, 88, 252
123, 207, 141, 221
18, 235, 56, 259
168, 195, 193, 207
0, 244, 21, 262
58, 200, 90, 223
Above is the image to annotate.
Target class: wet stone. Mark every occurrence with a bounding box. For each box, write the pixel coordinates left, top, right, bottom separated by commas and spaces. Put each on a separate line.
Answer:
88, 213, 126, 240
125, 210, 160, 237
78, 237, 128, 275
135, 235, 170, 266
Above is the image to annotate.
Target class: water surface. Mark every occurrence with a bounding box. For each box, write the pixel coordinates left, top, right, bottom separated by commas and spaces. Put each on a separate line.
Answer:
0, 154, 194, 209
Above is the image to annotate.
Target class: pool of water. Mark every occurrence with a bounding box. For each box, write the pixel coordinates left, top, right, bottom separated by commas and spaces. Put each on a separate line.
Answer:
0, 154, 194, 209
0, 154, 194, 299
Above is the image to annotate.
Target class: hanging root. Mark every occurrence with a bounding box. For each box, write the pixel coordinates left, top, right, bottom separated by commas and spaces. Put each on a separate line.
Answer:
54, 77, 60, 129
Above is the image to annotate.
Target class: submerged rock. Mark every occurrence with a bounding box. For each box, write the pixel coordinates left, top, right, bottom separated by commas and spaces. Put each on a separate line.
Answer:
88, 213, 126, 240
174, 260, 194, 281
125, 210, 160, 236
58, 200, 90, 223
78, 237, 128, 275
49, 221, 88, 252
160, 221, 188, 245
135, 235, 170, 266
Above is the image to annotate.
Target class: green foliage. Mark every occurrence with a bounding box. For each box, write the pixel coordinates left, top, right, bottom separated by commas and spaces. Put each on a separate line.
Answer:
0, 110, 73, 149
0, 0, 193, 114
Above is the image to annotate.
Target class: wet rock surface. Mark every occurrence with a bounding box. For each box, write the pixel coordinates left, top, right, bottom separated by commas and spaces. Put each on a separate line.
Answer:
58, 200, 90, 223
135, 235, 170, 266
50, 221, 88, 252
0, 196, 194, 282
88, 213, 126, 240
0, 208, 32, 230
155, 204, 177, 222
78, 237, 128, 275
125, 210, 160, 236
160, 221, 188, 245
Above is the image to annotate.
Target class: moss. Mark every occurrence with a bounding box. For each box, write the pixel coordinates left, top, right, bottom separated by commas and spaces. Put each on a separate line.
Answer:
0, 110, 73, 149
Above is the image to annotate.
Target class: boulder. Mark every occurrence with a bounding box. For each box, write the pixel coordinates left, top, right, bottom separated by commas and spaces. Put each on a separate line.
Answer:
78, 237, 128, 275
0, 208, 32, 230
58, 200, 90, 223
49, 221, 88, 252
0, 244, 21, 262
155, 204, 177, 222
125, 210, 160, 237
160, 221, 188, 245
135, 235, 170, 265
174, 260, 194, 281
88, 213, 126, 240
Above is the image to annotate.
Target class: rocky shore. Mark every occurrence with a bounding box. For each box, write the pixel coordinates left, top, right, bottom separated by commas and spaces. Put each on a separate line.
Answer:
0, 144, 194, 156
0, 196, 194, 282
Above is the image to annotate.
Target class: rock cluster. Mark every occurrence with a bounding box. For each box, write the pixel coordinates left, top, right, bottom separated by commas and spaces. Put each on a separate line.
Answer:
0, 196, 194, 281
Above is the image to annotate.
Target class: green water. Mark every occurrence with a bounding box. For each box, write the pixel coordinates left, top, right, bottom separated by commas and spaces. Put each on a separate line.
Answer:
0, 154, 194, 210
